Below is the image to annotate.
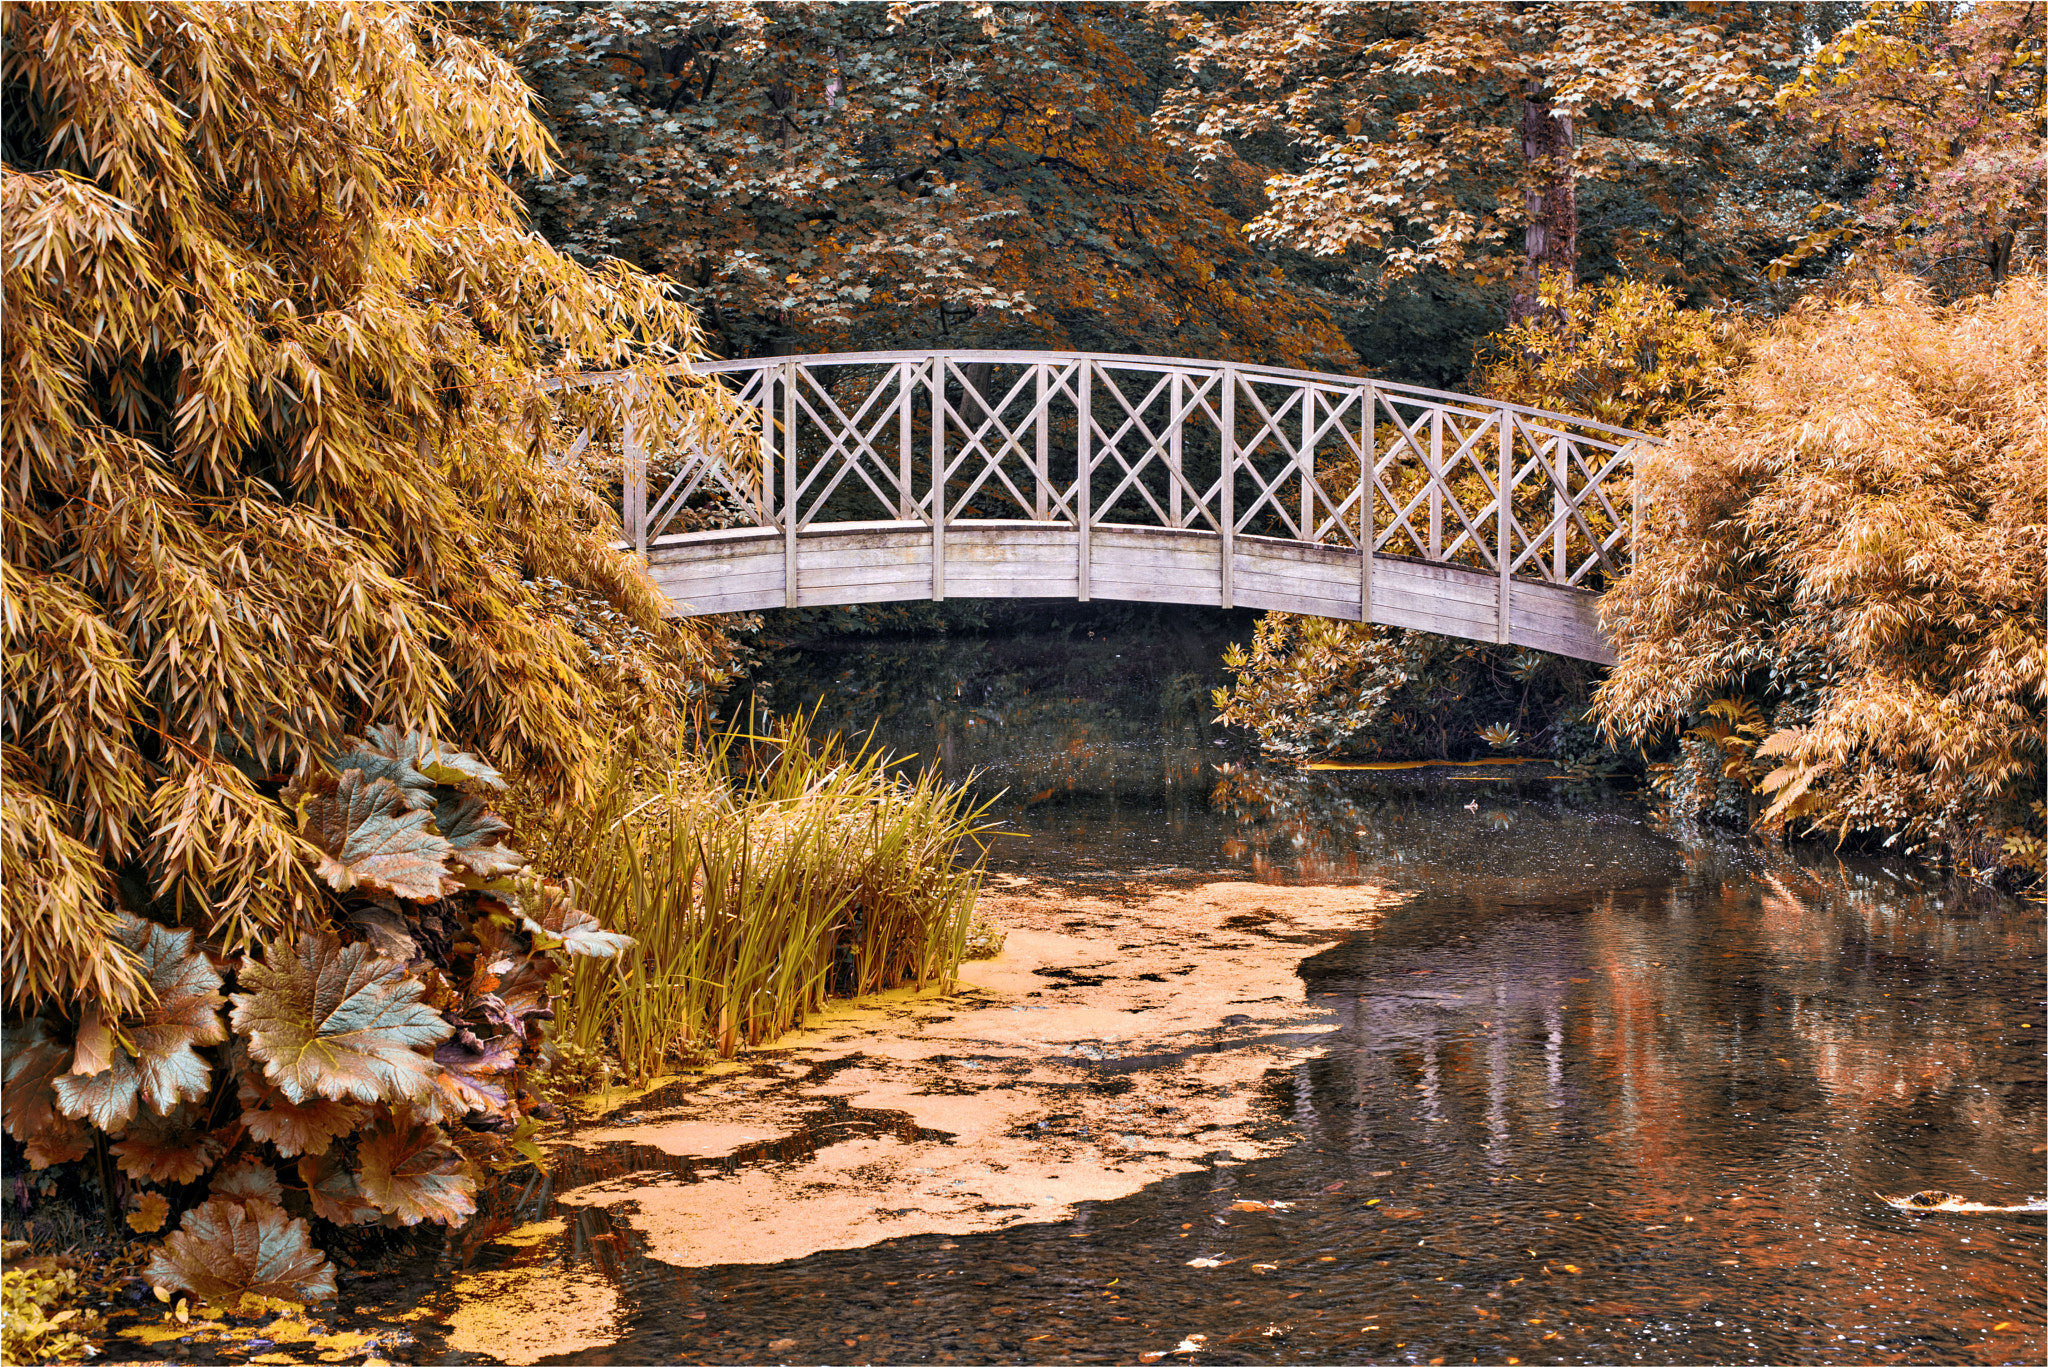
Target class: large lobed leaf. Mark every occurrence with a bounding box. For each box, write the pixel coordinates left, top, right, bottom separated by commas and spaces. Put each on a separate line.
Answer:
430, 1030, 521, 1125
231, 933, 450, 1107
236, 1075, 367, 1158
110, 1103, 227, 1184
522, 883, 634, 959
2, 1017, 69, 1142
145, 1198, 337, 1306
52, 914, 226, 1132
300, 771, 458, 901
329, 727, 438, 812
296, 1149, 382, 1227
433, 791, 526, 878
355, 1107, 476, 1226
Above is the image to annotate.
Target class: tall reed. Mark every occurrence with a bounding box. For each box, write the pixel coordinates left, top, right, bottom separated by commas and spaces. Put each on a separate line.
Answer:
544, 713, 997, 1082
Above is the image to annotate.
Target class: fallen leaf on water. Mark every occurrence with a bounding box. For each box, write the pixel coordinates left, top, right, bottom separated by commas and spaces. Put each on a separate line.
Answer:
768, 1339, 796, 1353
1185, 1257, 1231, 1268
1251, 1263, 1278, 1273
1175, 1334, 1207, 1353
1230, 1199, 1292, 1212
1562, 1264, 1582, 1273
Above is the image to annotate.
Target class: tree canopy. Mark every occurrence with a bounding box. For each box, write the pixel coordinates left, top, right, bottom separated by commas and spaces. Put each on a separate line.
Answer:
1159, 0, 1810, 322
1774, 0, 2044, 293
511, 1, 1351, 367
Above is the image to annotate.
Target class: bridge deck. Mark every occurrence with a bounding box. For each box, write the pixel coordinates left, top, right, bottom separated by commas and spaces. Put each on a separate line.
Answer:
649, 521, 1611, 663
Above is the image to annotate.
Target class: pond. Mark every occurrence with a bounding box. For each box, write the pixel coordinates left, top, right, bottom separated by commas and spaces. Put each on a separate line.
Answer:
148, 608, 2047, 1365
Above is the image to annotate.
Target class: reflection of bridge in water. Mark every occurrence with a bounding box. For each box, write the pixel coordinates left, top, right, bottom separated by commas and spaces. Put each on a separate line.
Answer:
563, 351, 1654, 664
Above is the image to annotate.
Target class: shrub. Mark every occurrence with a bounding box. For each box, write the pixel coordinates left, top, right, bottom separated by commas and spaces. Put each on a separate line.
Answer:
1212, 615, 1602, 764
0, 1247, 104, 1365
1471, 276, 1746, 435
1595, 276, 2046, 877
0, 730, 631, 1310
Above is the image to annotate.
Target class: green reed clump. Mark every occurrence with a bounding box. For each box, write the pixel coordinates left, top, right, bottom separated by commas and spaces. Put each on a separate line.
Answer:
545, 714, 997, 1082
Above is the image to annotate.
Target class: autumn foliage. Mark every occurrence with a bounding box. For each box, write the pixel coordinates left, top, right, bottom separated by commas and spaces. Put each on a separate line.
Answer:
1, 0, 734, 1014
1595, 277, 2046, 874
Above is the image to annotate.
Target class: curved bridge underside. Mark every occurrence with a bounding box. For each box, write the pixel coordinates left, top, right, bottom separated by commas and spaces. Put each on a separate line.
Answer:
560, 350, 1651, 665
650, 521, 1612, 663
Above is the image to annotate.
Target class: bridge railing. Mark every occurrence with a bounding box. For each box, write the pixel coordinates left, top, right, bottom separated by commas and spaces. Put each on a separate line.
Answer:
550, 350, 1653, 607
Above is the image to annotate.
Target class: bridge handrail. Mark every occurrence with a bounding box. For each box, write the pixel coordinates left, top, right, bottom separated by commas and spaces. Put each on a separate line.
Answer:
544, 347, 1651, 623
545, 347, 1661, 446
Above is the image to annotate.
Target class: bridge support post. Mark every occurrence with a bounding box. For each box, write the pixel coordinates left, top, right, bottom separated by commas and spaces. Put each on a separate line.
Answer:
1035, 364, 1050, 522
1219, 365, 1235, 610
932, 358, 946, 600
899, 361, 915, 520
1360, 384, 1375, 625
622, 379, 646, 559
783, 362, 798, 608
1497, 405, 1513, 645
1077, 359, 1091, 602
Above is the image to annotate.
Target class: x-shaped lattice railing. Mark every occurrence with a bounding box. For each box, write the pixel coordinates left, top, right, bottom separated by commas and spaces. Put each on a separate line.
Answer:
551, 351, 1651, 619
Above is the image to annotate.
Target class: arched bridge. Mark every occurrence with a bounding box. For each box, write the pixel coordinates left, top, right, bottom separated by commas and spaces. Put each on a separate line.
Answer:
558, 351, 1653, 664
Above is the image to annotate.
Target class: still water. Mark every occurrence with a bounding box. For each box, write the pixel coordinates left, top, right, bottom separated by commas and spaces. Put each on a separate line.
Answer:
420, 614, 2046, 1362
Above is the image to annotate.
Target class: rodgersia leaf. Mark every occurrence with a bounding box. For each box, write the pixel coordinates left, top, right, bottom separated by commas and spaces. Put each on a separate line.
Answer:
330, 726, 437, 811
2, 1017, 70, 1142
237, 1075, 366, 1157
297, 1149, 382, 1226
53, 915, 225, 1132
145, 1198, 338, 1306
412, 733, 506, 790
231, 934, 449, 1107
24, 1117, 93, 1169
432, 792, 526, 878
210, 1159, 285, 1205
344, 903, 420, 964
523, 884, 634, 959
430, 1032, 521, 1124
128, 1190, 171, 1234
111, 1103, 227, 1184
301, 771, 457, 901
355, 1108, 476, 1226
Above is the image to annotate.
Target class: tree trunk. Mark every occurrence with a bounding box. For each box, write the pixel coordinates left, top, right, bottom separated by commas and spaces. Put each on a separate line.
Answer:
1990, 229, 2015, 286
1510, 79, 1577, 327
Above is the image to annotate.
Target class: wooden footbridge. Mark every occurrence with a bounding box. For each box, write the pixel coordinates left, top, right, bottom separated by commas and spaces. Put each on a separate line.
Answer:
555, 351, 1652, 664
